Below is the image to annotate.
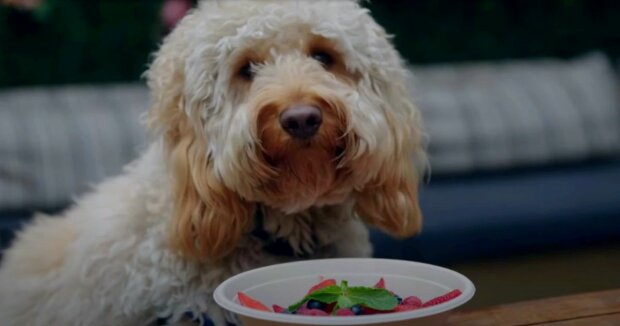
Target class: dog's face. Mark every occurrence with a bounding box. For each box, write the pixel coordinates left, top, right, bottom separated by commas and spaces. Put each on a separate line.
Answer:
218, 29, 359, 212
147, 0, 425, 260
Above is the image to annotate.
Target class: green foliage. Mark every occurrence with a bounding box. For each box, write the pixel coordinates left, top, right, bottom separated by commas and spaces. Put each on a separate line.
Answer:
0, 0, 164, 88
0, 0, 617, 88
366, 0, 620, 64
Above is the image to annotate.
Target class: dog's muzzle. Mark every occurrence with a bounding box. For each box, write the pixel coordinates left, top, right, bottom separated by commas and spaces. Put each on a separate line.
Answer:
279, 104, 322, 140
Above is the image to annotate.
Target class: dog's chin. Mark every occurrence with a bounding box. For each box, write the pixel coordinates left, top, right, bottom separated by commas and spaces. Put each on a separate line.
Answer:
256, 144, 339, 213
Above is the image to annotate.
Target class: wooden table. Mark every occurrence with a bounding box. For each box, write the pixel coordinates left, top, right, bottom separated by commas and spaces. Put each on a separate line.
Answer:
446, 289, 620, 325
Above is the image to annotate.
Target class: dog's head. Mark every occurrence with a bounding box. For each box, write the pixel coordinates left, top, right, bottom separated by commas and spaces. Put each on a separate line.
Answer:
146, 0, 425, 261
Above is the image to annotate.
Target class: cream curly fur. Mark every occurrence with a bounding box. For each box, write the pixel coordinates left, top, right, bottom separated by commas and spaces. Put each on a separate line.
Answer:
0, 1, 424, 325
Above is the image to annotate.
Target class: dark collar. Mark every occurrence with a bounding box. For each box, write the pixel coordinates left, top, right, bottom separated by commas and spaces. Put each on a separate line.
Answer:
155, 312, 230, 326
250, 207, 317, 258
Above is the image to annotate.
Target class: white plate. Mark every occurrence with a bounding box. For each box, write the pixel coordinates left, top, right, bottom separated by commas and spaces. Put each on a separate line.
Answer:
214, 258, 475, 325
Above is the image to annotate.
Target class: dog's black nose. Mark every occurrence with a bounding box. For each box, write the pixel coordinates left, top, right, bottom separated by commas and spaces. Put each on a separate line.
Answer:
279, 105, 322, 139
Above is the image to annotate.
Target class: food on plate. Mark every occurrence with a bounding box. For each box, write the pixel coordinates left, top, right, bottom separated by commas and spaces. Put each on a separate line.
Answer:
237, 277, 461, 316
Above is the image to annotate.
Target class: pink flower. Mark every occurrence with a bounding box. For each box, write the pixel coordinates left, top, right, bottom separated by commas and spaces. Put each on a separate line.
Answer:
1, 0, 42, 10
161, 0, 192, 30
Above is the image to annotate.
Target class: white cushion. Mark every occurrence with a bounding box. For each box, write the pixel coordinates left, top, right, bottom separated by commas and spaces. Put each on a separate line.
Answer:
0, 84, 148, 209
409, 52, 620, 174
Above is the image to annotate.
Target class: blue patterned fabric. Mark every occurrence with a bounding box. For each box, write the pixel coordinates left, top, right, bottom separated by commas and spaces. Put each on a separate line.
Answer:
371, 159, 620, 263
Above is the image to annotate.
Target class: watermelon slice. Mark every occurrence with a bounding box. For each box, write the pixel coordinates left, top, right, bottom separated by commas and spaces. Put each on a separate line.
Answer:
374, 277, 386, 289
307, 278, 337, 295
237, 292, 270, 312
422, 289, 462, 307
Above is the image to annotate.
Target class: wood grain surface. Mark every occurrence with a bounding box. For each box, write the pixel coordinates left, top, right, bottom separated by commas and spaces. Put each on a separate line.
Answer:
446, 289, 620, 326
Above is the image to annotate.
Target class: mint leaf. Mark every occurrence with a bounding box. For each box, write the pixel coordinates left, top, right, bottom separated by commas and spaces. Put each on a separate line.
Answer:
347, 287, 398, 311
287, 285, 342, 311
337, 295, 355, 309
309, 292, 341, 304
286, 281, 398, 313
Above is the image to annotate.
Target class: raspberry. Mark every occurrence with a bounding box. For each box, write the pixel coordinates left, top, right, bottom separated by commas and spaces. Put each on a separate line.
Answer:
272, 304, 286, 313
422, 289, 462, 307
403, 296, 422, 307
296, 307, 329, 316
335, 308, 355, 316
374, 277, 386, 289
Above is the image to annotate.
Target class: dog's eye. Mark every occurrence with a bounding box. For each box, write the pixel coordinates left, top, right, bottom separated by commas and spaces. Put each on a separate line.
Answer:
311, 50, 334, 68
238, 62, 255, 80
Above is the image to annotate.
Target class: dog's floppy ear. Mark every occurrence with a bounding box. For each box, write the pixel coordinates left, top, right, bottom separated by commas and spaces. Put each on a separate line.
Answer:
146, 20, 254, 262
354, 62, 425, 239
166, 118, 255, 261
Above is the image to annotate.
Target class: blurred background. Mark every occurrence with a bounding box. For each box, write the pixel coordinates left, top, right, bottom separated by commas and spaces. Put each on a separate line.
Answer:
1, 0, 619, 309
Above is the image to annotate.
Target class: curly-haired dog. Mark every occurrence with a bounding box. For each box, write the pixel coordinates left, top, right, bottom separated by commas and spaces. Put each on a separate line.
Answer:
0, 1, 425, 325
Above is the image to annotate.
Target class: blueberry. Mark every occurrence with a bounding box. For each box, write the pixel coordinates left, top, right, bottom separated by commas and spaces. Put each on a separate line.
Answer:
307, 299, 327, 311
394, 295, 403, 304
351, 305, 363, 315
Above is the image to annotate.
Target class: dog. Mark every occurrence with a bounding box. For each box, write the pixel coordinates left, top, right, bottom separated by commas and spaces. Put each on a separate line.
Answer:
0, 1, 425, 325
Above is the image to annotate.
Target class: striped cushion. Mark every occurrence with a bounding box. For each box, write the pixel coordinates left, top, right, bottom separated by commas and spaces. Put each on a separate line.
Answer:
0, 84, 149, 209
409, 52, 620, 174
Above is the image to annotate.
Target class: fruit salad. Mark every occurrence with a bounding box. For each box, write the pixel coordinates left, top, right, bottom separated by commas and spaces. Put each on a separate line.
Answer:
237, 277, 462, 316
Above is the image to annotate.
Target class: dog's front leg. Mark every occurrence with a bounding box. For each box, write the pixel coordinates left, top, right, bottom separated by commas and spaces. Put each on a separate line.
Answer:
331, 217, 373, 258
